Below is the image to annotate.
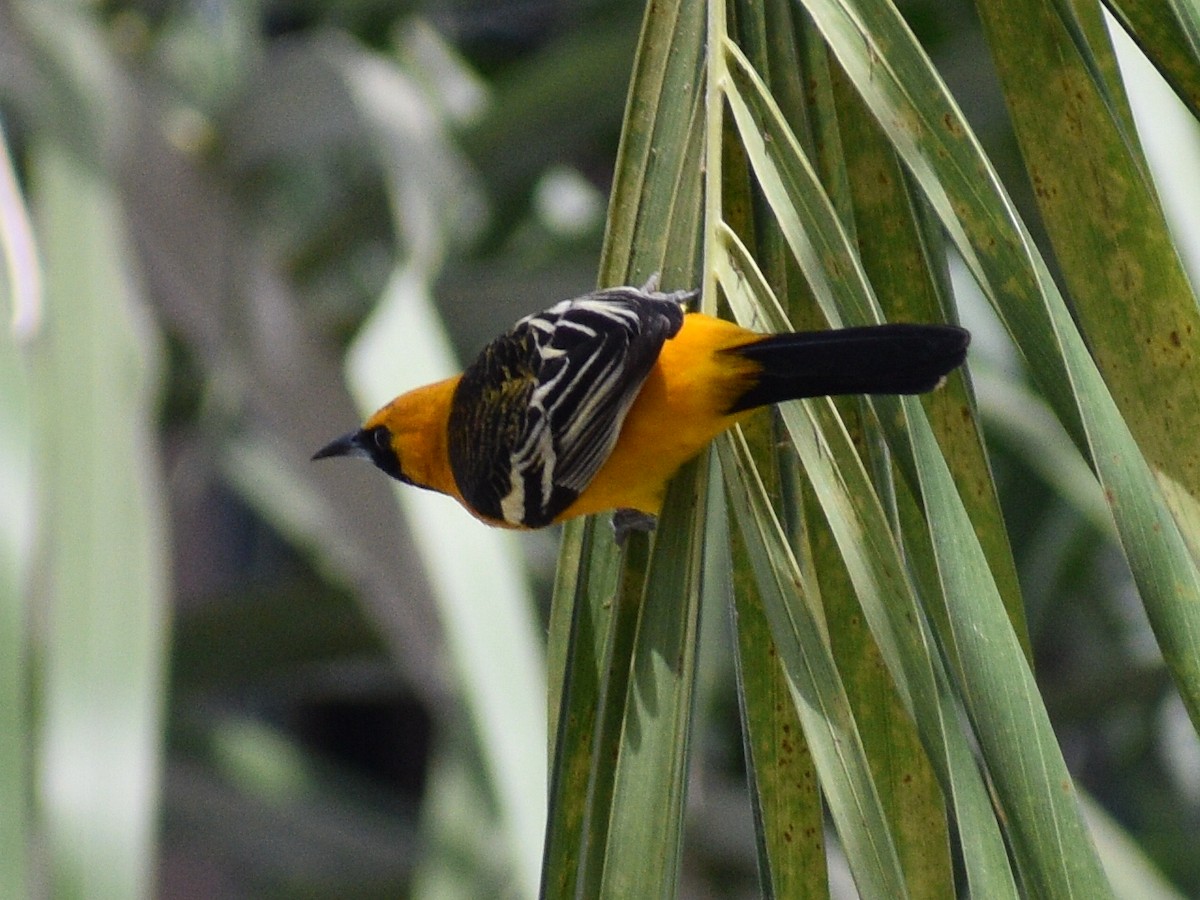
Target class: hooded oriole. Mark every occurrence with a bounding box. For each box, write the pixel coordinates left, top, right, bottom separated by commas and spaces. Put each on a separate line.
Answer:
314, 283, 969, 530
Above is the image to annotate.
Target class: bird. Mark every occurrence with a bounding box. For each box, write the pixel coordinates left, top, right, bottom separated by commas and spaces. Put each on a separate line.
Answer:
314, 280, 969, 534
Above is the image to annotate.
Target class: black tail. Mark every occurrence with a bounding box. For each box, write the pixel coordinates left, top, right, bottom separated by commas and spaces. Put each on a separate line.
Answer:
727, 323, 970, 413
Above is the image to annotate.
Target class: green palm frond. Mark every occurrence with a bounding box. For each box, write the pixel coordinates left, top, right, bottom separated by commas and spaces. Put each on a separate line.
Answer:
542, 0, 1200, 896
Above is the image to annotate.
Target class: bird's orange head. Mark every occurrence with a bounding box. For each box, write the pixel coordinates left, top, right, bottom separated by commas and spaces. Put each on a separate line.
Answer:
312, 376, 463, 502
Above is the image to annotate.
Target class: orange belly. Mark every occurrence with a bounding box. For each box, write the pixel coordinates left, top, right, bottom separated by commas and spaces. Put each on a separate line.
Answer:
555, 313, 761, 522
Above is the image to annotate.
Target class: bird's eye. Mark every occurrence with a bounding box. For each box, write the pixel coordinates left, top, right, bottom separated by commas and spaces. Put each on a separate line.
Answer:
364, 425, 407, 483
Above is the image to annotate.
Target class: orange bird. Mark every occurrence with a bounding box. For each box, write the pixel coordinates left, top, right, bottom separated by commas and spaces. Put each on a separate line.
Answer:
315, 282, 968, 532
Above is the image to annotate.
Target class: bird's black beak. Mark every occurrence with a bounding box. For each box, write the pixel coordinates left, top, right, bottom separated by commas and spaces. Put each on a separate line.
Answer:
312, 429, 369, 462
313, 425, 407, 483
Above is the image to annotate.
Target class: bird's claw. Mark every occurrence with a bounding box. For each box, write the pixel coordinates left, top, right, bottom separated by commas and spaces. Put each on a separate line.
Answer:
636, 272, 699, 311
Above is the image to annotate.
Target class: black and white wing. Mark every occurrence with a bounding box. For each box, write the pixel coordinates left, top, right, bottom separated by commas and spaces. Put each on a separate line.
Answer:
447, 286, 693, 527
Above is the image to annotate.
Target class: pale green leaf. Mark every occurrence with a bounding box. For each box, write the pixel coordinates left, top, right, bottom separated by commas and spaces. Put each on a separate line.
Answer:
347, 268, 547, 898
0, 121, 36, 900
31, 139, 169, 900
717, 430, 908, 899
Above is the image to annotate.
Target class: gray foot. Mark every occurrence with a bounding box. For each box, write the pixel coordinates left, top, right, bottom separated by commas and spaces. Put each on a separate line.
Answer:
612, 508, 658, 544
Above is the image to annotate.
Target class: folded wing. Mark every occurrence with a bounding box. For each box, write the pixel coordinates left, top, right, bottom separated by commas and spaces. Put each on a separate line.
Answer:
448, 286, 691, 527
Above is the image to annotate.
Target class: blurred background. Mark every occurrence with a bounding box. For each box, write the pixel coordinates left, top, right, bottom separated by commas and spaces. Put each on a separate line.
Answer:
1, 0, 1198, 897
